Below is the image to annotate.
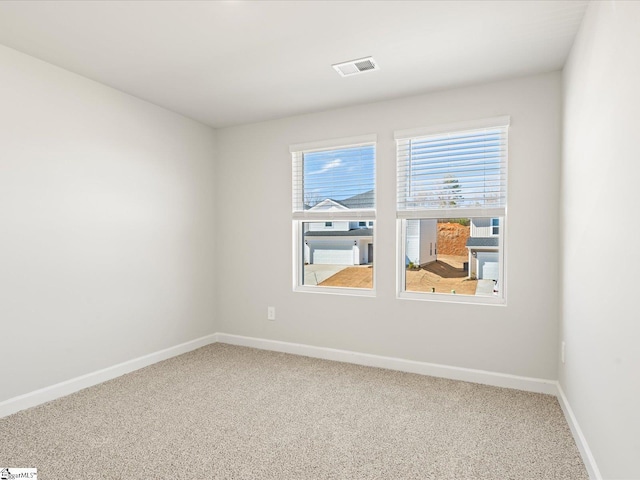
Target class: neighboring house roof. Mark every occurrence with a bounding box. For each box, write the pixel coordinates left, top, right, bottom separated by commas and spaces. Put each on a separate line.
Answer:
305, 228, 373, 237
306, 190, 374, 210
306, 198, 349, 211
466, 237, 499, 247
339, 190, 374, 209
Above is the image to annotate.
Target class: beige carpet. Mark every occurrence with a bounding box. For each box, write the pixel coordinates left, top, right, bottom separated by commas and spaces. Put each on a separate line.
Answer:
0, 344, 587, 479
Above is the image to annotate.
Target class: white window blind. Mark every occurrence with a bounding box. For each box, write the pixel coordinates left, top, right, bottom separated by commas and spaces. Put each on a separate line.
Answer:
396, 118, 509, 219
292, 138, 376, 221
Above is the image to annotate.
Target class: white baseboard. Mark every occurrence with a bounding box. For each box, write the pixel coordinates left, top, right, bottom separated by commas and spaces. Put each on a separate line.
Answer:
219, 333, 607, 476
215, 333, 559, 395
556, 384, 602, 480
2, 330, 599, 480
0, 333, 217, 419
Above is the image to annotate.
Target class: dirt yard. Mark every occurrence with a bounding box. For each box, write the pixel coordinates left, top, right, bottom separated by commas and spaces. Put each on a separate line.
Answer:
318, 254, 477, 295
406, 254, 477, 295
319, 265, 373, 288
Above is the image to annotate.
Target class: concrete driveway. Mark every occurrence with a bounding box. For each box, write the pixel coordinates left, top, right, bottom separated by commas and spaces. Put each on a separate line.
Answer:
303, 264, 348, 286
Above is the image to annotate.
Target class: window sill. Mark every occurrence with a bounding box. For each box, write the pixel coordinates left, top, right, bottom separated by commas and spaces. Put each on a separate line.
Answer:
397, 290, 506, 306
294, 285, 376, 297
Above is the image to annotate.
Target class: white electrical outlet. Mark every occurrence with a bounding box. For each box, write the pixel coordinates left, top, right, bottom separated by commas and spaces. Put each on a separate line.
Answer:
267, 306, 276, 321
561, 341, 566, 364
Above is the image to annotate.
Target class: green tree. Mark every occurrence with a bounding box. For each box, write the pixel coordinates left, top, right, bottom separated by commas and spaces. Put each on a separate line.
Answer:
439, 174, 462, 207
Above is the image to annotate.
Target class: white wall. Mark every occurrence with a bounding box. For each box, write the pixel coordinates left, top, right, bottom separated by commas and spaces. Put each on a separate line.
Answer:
405, 219, 421, 265
215, 72, 562, 379
405, 219, 437, 266
0, 45, 217, 402
308, 221, 349, 232
419, 219, 437, 265
561, 2, 640, 478
471, 218, 495, 237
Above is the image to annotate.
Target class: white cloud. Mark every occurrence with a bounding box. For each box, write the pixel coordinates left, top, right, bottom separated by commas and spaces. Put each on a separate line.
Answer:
309, 158, 342, 175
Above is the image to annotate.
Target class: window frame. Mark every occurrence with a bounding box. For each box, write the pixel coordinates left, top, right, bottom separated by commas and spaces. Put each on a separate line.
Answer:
293, 220, 376, 296
291, 134, 377, 296
396, 216, 506, 305
394, 117, 509, 305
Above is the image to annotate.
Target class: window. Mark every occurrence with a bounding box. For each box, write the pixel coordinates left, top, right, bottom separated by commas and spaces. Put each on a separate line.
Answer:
395, 117, 509, 303
292, 135, 376, 293
491, 218, 499, 235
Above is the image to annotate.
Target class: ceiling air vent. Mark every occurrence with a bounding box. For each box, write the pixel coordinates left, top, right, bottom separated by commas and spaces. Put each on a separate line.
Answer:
332, 56, 379, 77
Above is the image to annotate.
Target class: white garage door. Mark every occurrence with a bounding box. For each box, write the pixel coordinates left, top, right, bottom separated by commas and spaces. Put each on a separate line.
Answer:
311, 243, 353, 265
477, 253, 499, 280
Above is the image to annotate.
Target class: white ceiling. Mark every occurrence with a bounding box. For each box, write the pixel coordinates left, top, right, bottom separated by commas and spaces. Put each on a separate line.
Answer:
0, 1, 588, 129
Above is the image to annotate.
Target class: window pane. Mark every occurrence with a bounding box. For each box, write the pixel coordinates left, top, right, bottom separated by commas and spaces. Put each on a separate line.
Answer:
303, 221, 373, 289
404, 217, 501, 297
397, 126, 507, 213
302, 145, 375, 209
491, 217, 500, 235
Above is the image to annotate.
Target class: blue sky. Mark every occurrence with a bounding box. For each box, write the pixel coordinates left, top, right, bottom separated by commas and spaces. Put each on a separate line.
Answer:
303, 145, 375, 205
